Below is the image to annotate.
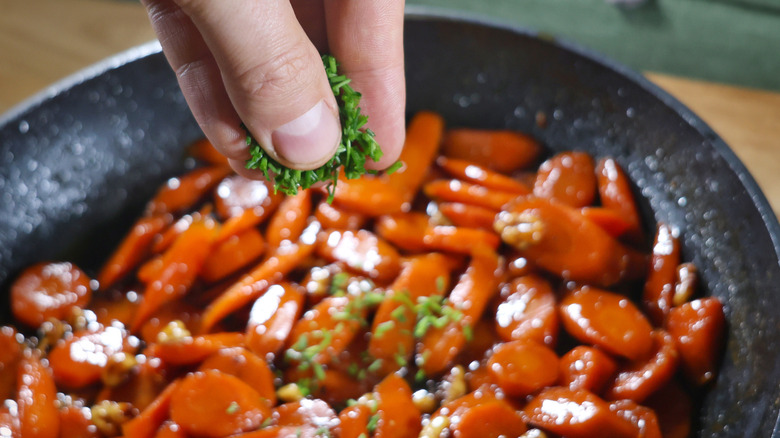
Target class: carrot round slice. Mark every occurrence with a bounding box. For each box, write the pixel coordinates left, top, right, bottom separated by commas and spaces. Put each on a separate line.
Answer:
199, 347, 276, 406
200, 227, 266, 283
316, 229, 401, 283
487, 340, 560, 397
246, 282, 305, 360
604, 329, 679, 402
58, 405, 99, 438
11, 261, 92, 328
48, 325, 130, 389
451, 398, 527, 438
373, 374, 422, 438
559, 346, 618, 393
442, 128, 540, 173
338, 404, 371, 438
154, 421, 187, 438
121, 380, 180, 438
596, 157, 644, 243
18, 351, 60, 438
666, 297, 725, 385
149, 332, 245, 366
533, 151, 597, 208
494, 274, 558, 347
609, 399, 662, 438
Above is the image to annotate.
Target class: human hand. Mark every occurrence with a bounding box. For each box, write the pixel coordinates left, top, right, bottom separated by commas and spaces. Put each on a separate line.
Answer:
140, 0, 406, 178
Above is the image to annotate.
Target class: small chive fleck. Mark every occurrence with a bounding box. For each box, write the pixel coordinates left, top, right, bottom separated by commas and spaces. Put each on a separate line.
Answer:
226, 401, 240, 415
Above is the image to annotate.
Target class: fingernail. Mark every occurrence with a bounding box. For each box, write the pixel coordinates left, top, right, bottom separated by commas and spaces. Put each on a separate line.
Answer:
272, 100, 340, 167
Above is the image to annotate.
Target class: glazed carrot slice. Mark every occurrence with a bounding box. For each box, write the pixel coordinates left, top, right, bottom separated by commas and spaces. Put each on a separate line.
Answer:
58, 405, 99, 438
559, 286, 654, 361
442, 128, 540, 173
213, 174, 283, 219
374, 212, 429, 252
200, 237, 316, 333
98, 215, 169, 288
610, 399, 663, 438
451, 398, 527, 438
17, 351, 60, 438
373, 374, 422, 438
388, 111, 445, 199
199, 347, 276, 406
369, 253, 454, 372
666, 297, 725, 385
314, 200, 367, 231
331, 176, 406, 216
533, 151, 597, 208
246, 283, 306, 359
437, 156, 532, 195
495, 197, 647, 286
48, 325, 130, 389
643, 223, 681, 325
200, 228, 266, 283
188, 138, 229, 166
121, 379, 180, 438
316, 229, 401, 283
146, 166, 231, 216
154, 421, 187, 438
487, 340, 560, 397
239, 400, 338, 438
524, 387, 636, 438
424, 179, 518, 211
423, 225, 501, 255
11, 261, 92, 328
438, 202, 497, 230
0, 326, 21, 401
215, 205, 275, 243
149, 332, 245, 366
596, 157, 644, 242
494, 274, 558, 347
418, 247, 501, 375
643, 381, 692, 438
265, 189, 312, 249
338, 404, 371, 438
604, 328, 679, 402
170, 370, 271, 437
580, 206, 633, 238
559, 346, 618, 393
131, 219, 216, 332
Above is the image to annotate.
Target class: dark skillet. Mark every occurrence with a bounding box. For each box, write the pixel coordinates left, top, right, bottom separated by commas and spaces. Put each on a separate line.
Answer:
1, 7, 779, 437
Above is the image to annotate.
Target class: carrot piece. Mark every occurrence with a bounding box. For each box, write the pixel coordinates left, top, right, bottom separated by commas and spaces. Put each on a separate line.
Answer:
596, 157, 644, 242
0, 326, 21, 401
154, 421, 187, 438
331, 176, 406, 216
533, 151, 597, 208
374, 212, 429, 252
643, 382, 692, 438
316, 229, 401, 283
48, 325, 130, 389
200, 239, 317, 333
524, 387, 636, 438
609, 399, 663, 438
139, 301, 202, 345
560, 286, 654, 361
338, 404, 371, 438
442, 128, 540, 173
11, 262, 92, 328
437, 156, 532, 195
487, 340, 560, 397
369, 254, 455, 372
422, 225, 500, 255
146, 166, 231, 216
58, 405, 100, 438
438, 202, 497, 230
213, 174, 284, 220
131, 219, 216, 332
424, 179, 518, 211
17, 351, 60, 438
121, 380, 180, 438
215, 206, 272, 243
643, 223, 681, 325
200, 228, 266, 283
418, 247, 502, 375
239, 400, 338, 438
450, 398, 527, 438
604, 329, 679, 402
495, 274, 558, 347
495, 197, 647, 286
265, 189, 313, 249
665, 297, 725, 385
314, 200, 367, 230
169, 370, 271, 437
98, 215, 169, 288
580, 206, 633, 238
188, 138, 229, 166
199, 347, 276, 406
246, 282, 305, 360
149, 332, 245, 366
373, 374, 422, 438
150, 206, 211, 254
559, 346, 618, 393
388, 111, 445, 199
0, 407, 20, 437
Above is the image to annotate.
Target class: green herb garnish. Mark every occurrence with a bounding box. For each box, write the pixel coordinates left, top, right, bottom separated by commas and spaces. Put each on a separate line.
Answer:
246, 55, 393, 202
225, 401, 240, 415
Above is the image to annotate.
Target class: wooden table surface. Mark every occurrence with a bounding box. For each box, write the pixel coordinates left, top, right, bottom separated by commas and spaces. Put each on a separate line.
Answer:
2, 0, 779, 218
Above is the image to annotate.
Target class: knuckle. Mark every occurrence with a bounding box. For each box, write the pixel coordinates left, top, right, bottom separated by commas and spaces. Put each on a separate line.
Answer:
239, 43, 318, 102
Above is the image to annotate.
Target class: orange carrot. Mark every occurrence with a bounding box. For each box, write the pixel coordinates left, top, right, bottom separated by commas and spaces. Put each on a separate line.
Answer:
314, 201, 367, 231
246, 283, 305, 359
580, 206, 633, 238
338, 404, 371, 438
374, 212, 429, 252
199, 347, 276, 406
604, 330, 679, 402
11, 262, 92, 328
424, 179, 519, 211
58, 405, 99, 438
48, 326, 130, 389
442, 128, 540, 173
494, 274, 558, 347
666, 297, 725, 386
438, 202, 497, 230
200, 228, 265, 283
215, 205, 274, 243
533, 151, 597, 208
388, 111, 445, 199
146, 166, 231, 216
450, 398, 527, 437
18, 351, 60, 438
423, 225, 501, 255
316, 229, 401, 283
559, 346, 618, 394
214, 174, 284, 220
0, 327, 21, 401
596, 157, 643, 242
331, 176, 406, 216
265, 189, 312, 249
643, 223, 680, 325
487, 340, 560, 397
121, 380, 180, 438
437, 156, 531, 195
373, 374, 422, 437
148, 333, 245, 366
98, 215, 169, 288
188, 138, 229, 166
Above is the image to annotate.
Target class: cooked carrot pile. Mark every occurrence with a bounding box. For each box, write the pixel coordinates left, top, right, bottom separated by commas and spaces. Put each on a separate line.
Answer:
1, 111, 725, 437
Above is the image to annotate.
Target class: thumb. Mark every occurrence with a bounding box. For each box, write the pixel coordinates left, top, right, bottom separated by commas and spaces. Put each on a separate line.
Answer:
174, 0, 340, 171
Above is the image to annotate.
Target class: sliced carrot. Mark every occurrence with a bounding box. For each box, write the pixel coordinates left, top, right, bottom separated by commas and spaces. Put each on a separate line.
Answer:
580, 206, 633, 238
438, 202, 497, 230
666, 297, 725, 386
437, 156, 531, 195
494, 274, 558, 347
316, 229, 401, 283
188, 137, 229, 166
199, 347, 276, 406
146, 166, 231, 216
17, 351, 60, 438
58, 405, 99, 438
131, 219, 216, 332
442, 128, 540, 173
200, 228, 266, 283
239, 399, 338, 437
216, 205, 276, 243
213, 174, 284, 219
98, 215, 169, 288
487, 340, 560, 397
200, 239, 316, 333
154, 421, 187, 438
246, 282, 306, 360
338, 404, 371, 438
150, 206, 211, 254
373, 374, 422, 438
423, 225, 500, 255
643, 223, 680, 325
533, 151, 597, 208
100, 356, 169, 412
387, 111, 445, 199
331, 176, 406, 216
121, 379, 180, 438
148, 332, 245, 366
424, 179, 518, 211
170, 370, 271, 437
496, 197, 647, 286
0, 326, 21, 401
451, 398, 527, 438
265, 189, 312, 249
604, 329, 679, 402
559, 346, 618, 394
609, 399, 663, 438
139, 300, 202, 345
596, 157, 644, 243
11, 261, 92, 328
314, 200, 367, 231
374, 212, 429, 252
560, 286, 654, 361
48, 325, 131, 389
